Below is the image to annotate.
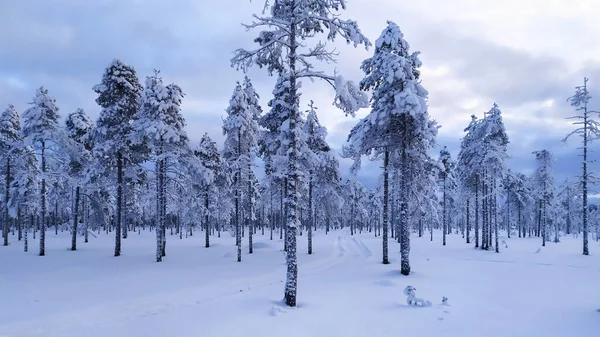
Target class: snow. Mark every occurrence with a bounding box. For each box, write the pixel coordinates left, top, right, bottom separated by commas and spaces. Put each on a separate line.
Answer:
1, 231, 599, 337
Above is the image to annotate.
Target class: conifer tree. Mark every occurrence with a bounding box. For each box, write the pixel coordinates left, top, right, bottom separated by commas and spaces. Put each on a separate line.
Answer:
65, 108, 94, 251
564, 77, 599, 255
22, 87, 61, 256
346, 21, 437, 274
0, 105, 21, 246
93, 59, 142, 257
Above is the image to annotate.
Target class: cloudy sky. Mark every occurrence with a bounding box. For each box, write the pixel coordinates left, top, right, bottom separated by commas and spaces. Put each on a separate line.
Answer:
1, 0, 599, 188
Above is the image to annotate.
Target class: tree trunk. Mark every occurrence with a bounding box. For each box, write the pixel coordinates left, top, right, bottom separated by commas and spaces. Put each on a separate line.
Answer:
308, 174, 313, 255
17, 207, 22, 241
466, 198, 471, 243
382, 151, 390, 265
205, 187, 210, 248
494, 192, 499, 253
442, 178, 447, 246
474, 175, 479, 248
283, 18, 300, 307
114, 151, 123, 257
235, 130, 242, 262
400, 143, 411, 276
40, 140, 47, 256
583, 111, 589, 255
248, 176, 253, 254
156, 159, 163, 262
71, 186, 80, 251
3, 157, 10, 246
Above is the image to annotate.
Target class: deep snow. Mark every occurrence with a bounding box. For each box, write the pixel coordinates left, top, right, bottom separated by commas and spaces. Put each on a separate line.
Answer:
1, 229, 599, 337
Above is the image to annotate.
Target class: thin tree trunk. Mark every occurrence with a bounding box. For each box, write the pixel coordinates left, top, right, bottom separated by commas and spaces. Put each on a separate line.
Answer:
3, 157, 10, 246
382, 151, 390, 265
40, 140, 47, 256
466, 198, 471, 243
400, 142, 411, 276
308, 174, 313, 255
474, 176, 479, 248
583, 109, 589, 255
71, 186, 80, 251
248, 176, 253, 254
442, 178, 447, 246
205, 187, 210, 248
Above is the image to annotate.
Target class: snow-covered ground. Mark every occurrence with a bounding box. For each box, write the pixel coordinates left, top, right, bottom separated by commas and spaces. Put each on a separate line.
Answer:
1, 229, 599, 337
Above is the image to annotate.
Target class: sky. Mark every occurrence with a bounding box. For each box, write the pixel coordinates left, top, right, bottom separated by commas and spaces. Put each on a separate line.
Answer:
1, 0, 600, 189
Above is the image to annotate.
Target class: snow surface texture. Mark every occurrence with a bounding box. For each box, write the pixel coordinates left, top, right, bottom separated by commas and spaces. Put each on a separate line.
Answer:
1, 231, 599, 336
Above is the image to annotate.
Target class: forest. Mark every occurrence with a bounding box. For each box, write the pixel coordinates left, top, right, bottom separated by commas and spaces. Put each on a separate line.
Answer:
1, 0, 599, 314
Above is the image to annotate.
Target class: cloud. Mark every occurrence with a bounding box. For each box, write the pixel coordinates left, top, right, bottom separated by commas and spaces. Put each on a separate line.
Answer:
1, 0, 599, 188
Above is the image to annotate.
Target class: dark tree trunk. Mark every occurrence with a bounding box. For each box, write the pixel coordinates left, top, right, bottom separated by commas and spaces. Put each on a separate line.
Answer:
3, 157, 10, 246
474, 175, 479, 248
40, 140, 47, 256
114, 151, 123, 257
71, 186, 80, 251
382, 151, 390, 265
400, 143, 410, 276
308, 174, 313, 255
466, 198, 471, 244
205, 187, 210, 248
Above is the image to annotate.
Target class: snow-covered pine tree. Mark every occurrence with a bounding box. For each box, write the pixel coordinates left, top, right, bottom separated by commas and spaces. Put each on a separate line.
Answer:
532, 149, 555, 247
558, 179, 577, 236
22, 87, 61, 256
65, 108, 94, 251
93, 59, 142, 257
9, 145, 39, 252
133, 70, 188, 262
242, 77, 262, 254
345, 21, 437, 274
259, 75, 289, 243
438, 146, 456, 246
564, 77, 599, 255
0, 105, 21, 246
222, 81, 260, 262
480, 104, 509, 252
303, 101, 329, 253
457, 115, 482, 246
233, 0, 370, 306
195, 133, 223, 248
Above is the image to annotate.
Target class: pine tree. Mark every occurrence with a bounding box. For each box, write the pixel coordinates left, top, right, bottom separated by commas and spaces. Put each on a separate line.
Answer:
195, 133, 223, 248
345, 21, 437, 274
532, 149, 555, 247
65, 108, 94, 251
222, 81, 260, 262
0, 105, 21, 246
22, 86, 61, 256
9, 145, 39, 252
303, 101, 332, 253
438, 146, 456, 246
233, 0, 370, 306
564, 77, 599, 256
133, 70, 188, 262
93, 59, 142, 257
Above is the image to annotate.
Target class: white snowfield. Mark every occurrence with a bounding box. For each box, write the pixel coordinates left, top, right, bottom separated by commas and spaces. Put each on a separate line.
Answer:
1, 231, 599, 337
